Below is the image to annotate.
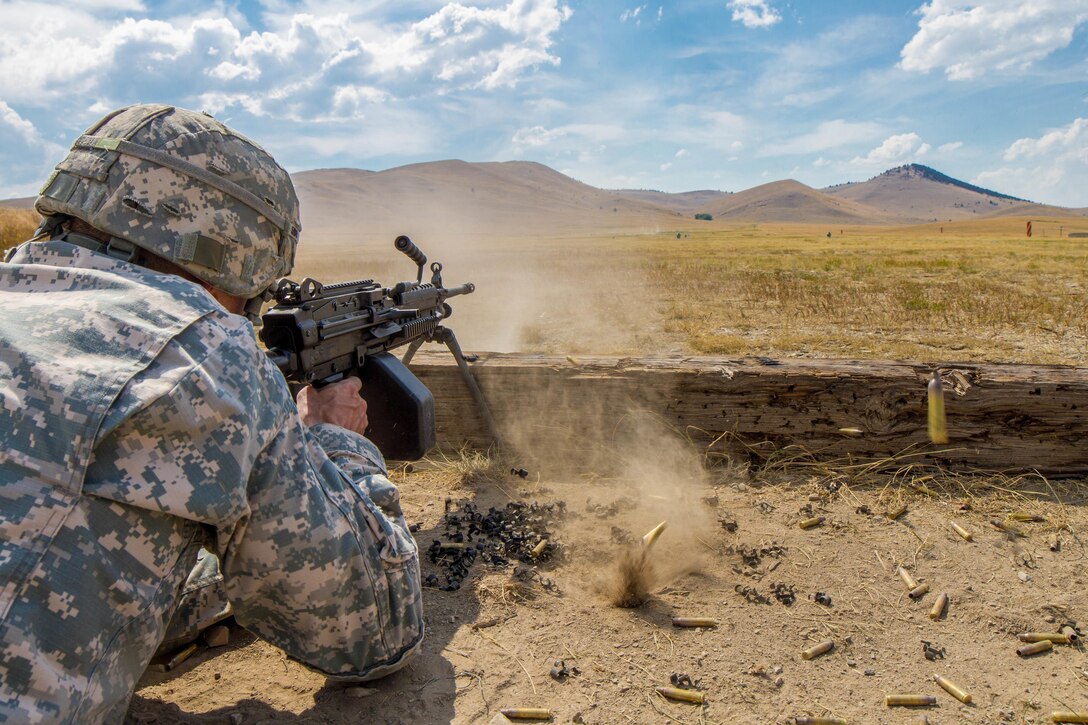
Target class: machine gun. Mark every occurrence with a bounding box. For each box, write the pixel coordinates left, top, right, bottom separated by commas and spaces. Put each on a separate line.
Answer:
260, 235, 495, 460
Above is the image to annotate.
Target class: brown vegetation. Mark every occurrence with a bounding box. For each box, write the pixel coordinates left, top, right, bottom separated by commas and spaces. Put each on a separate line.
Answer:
0, 208, 38, 257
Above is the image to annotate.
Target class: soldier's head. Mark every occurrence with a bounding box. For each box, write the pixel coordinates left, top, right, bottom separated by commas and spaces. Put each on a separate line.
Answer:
35, 104, 300, 317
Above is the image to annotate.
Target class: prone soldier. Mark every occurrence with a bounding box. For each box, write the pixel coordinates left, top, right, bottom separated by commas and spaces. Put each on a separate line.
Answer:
0, 104, 424, 722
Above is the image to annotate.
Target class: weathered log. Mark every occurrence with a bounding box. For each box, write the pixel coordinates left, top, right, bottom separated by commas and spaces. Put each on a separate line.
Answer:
408, 351, 1088, 475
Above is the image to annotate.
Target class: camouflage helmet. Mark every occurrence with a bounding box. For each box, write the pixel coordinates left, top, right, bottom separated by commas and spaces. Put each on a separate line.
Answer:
36, 104, 300, 299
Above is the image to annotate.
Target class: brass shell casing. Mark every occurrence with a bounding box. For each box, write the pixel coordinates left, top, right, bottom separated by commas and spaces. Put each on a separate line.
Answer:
672, 617, 719, 628
1018, 633, 1072, 644
499, 708, 553, 720
799, 516, 826, 530
950, 520, 973, 541
897, 566, 919, 590
885, 694, 937, 707
655, 686, 705, 704
1051, 712, 1088, 723
929, 592, 948, 620
934, 674, 972, 704
908, 582, 930, 600
642, 520, 668, 550
801, 640, 835, 660
1017, 639, 1054, 657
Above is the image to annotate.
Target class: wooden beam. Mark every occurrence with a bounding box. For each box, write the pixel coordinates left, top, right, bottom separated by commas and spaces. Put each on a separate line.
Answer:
408, 351, 1088, 475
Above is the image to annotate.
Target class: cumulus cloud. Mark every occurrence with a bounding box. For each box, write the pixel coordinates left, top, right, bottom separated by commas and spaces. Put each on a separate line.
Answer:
969, 118, 1087, 206
0, 1, 574, 108
1004, 117, 1088, 160
727, 0, 781, 29
900, 0, 1088, 80
851, 132, 931, 165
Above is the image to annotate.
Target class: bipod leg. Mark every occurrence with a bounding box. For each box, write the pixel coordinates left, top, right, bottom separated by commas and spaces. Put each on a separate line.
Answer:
401, 337, 426, 366
435, 328, 500, 446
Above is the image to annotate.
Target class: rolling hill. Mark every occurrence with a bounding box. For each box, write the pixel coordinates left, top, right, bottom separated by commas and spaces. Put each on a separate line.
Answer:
820, 164, 1029, 222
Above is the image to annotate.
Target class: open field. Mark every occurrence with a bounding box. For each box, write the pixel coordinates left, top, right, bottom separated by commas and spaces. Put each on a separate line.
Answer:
293, 215, 1088, 366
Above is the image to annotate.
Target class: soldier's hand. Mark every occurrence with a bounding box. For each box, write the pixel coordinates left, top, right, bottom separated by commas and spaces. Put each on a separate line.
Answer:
296, 377, 369, 435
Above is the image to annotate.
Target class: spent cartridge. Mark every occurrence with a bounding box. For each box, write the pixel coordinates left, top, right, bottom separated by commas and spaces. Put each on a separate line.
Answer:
950, 520, 973, 542
1018, 633, 1072, 644
897, 566, 919, 590
934, 674, 972, 704
164, 642, 199, 672
672, 617, 719, 628
1017, 639, 1054, 657
799, 516, 826, 530
908, 582, 930, 600
927, 374, 949, 444
1052, 713, 1088, 723
801, 640, 834, 660
1008, 512, 1045, 522
499, 708, 553, 720
929, 592, 948, 620
886, 504, 908, 521
991, 519, 1026, 537
655, 686, 705, 704
885, 694, 937, 707
642, 520, 668, 550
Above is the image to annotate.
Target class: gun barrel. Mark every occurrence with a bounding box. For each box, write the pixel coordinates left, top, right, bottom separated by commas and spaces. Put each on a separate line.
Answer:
445, 282, 475, 298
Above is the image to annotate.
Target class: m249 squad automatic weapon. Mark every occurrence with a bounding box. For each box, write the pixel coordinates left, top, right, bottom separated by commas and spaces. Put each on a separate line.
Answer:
260, 235, 495, 460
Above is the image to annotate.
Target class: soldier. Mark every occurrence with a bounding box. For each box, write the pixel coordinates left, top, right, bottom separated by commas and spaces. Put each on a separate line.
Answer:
0, 105, 424, 722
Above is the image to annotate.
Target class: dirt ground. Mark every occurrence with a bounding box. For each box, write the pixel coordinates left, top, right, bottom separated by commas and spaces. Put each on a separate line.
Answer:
127, 453, 1088, 725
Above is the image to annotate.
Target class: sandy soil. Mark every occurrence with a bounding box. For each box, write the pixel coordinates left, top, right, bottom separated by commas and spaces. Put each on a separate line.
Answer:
127, 459, 1088, 725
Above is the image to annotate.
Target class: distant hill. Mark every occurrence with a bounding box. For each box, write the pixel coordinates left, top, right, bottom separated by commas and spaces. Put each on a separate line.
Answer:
3, 161, 1083, 244
0, 197, 34, 209
821, 164, 1030, 222
691, 179, 896, 224
609, 189, 731, 213
294, 160, 682, 250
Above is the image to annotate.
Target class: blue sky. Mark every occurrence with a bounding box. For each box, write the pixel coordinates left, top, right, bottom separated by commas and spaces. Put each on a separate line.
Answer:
1, 0, 1086, 206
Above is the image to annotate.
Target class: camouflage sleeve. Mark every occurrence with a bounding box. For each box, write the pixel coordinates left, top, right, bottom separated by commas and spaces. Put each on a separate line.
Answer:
213, 344, 424, 680
92, 309, 423, 681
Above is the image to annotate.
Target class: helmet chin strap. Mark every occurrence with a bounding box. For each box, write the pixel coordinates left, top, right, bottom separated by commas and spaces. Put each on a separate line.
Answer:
40, 215, 143, 265
243, 286, 274, 326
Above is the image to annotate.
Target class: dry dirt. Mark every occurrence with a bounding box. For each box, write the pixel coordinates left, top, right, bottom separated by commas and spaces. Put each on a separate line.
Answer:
127, 456, 1088, 725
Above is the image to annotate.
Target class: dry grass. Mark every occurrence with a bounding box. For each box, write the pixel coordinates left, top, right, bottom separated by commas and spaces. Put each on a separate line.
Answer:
631, 216, 1088, 365
0, 208, 39, 257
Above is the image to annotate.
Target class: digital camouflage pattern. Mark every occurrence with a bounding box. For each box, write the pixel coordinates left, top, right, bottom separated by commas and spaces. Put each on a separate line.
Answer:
0, 241, 424, 723
35, 104, 300, 299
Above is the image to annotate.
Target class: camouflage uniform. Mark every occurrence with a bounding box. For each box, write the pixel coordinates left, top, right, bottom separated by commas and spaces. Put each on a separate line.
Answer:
0, 106, 424, 724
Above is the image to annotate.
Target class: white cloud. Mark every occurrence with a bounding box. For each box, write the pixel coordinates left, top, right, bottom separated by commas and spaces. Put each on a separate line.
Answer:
1004, 117, 1088, 160
510, 122, 624, 152
938, 141, 963, 153
675, 148, 688, 158
851, 132, 930, 165
620, 6, 645, 23
660, 161, 672, 171
0, 1, 574, 109
900, 0, 1088, 80
760, 119, 883, 157
727, 0, 781, 29
970, 118, 1088, 206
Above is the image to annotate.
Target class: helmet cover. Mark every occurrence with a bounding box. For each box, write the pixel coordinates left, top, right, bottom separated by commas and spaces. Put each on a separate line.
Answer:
36, 104, 300, 298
